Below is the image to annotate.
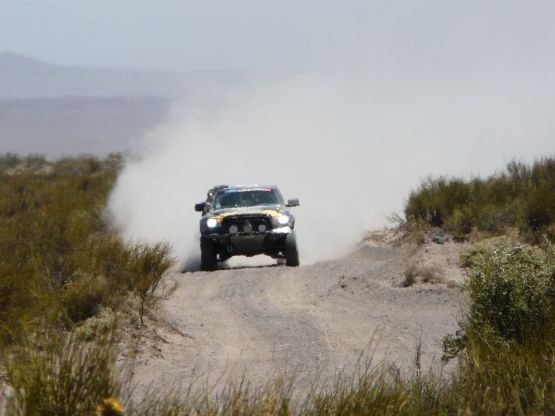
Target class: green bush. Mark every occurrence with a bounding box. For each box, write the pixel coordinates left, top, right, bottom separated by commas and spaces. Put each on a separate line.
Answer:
442, 241, 555, 413
405, 157, 555, 242
467, 243, 555, 342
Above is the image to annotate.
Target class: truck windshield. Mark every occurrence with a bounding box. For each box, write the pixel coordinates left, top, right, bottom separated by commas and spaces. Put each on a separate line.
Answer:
213, 189, 280, 209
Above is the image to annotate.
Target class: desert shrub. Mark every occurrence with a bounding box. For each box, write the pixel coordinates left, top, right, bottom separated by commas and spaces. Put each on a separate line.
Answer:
405, 157, 555, 242
5, 333, 124, 416
0, 154, 49, 174
126, 243, 173, 325
440, 241, 555, 414
52, 154, 122, 177
0, 153, 20, 172
467, 243, 555, 342
75, 237, 172, 325
74, 307, 117, 342
0, 154, 172, 346
458, 235, 517, 268
60, 275, 111, 323
401, 263, 444, 287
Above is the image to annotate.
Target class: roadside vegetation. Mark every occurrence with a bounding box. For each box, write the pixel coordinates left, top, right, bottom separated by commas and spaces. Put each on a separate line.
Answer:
404, 157, 555, 242
0, 154, 172, 348
3, 154, 555, 415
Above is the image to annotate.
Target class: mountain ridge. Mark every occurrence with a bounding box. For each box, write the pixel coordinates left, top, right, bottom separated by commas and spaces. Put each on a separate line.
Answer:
0, 51, 242, 99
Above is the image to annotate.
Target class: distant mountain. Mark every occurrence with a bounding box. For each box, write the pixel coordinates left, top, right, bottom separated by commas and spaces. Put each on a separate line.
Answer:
0, 52, 55, 74
0, 52, 242, 99
0, 53, 249, 156
0, 96, 171, 157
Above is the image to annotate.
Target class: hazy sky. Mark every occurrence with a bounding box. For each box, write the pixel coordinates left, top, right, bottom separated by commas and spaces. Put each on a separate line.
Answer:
2, 0, 555, 71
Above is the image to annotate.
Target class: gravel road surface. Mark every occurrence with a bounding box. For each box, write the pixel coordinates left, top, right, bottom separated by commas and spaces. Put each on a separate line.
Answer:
131, 233, 464, 397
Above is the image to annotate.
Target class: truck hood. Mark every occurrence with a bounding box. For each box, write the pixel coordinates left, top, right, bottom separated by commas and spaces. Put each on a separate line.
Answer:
209, 205, 284, 218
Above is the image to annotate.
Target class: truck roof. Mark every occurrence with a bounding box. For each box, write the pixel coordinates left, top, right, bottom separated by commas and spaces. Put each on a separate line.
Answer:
206, 184, 278, 200
209, 184, 277, 192
226, 184, 277, 190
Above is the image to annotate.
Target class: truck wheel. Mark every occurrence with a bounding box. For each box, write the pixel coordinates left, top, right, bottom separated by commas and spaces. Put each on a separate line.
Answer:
284, 233, 300, 267
200, 238, 218, 271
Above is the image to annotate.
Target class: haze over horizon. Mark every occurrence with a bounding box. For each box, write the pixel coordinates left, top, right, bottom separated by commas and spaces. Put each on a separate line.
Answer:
2, 0, 555, 72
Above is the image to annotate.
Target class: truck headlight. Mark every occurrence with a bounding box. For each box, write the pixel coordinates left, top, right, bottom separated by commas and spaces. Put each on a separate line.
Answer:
206, 218, 218, 228
277, 214, 290, 225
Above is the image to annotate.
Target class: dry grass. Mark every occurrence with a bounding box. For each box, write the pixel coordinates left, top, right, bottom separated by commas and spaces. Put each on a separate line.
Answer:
401, 263, 444, 287
4, 333, 124, 416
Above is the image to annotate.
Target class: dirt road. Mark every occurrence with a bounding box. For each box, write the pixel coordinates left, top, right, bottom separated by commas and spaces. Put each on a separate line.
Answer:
131, 231, 465, 396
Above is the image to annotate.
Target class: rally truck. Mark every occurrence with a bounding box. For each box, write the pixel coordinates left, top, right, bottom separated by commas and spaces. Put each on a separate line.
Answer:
194, 185, 300, 271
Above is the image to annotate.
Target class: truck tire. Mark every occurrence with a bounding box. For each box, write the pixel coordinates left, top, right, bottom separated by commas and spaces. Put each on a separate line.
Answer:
284, 233, 300, 267
200, 238, 218, 271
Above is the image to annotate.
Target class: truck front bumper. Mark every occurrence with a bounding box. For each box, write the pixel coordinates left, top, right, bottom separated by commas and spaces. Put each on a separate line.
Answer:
202, 227, 292, 257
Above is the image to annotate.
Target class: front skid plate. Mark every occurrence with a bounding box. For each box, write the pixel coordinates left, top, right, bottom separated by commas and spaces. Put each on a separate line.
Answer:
230, 234, 265, 253
205, 233, 287, 257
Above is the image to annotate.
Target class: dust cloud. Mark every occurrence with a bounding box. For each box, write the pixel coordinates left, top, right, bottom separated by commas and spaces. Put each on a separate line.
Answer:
108, 2, 555, 265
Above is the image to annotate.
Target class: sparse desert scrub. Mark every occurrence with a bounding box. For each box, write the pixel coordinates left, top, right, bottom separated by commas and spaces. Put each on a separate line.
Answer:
401, 263, 444, 287
0, 154, 172, 347
404, 157, 555, 242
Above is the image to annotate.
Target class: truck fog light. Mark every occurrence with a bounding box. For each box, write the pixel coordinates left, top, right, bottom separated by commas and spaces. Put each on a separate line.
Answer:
258, 224, 267, 232
229, 224, 239, 234
207, 218, 218, 228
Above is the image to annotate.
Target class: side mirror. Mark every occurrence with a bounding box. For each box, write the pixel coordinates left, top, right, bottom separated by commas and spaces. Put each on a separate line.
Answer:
286, 198, 300, 208
195, 202, 206, 212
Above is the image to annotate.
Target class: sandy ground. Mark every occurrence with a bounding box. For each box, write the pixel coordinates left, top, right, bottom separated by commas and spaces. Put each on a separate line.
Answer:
129, 229, 468, 399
